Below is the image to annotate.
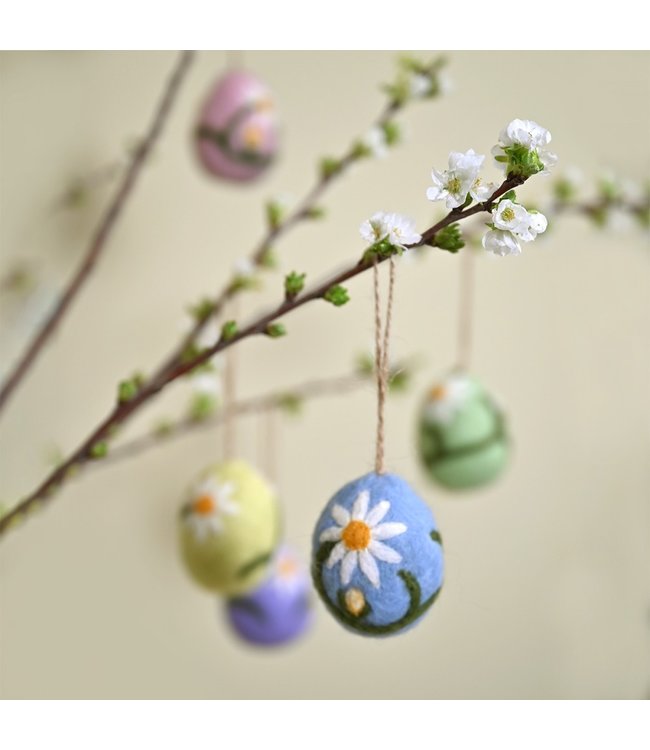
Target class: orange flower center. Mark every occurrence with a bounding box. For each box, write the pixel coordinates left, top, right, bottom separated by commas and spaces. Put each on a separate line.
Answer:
429, 384, 447, 401
242, 124, 263, 150
193, 495, 216, 516
342, 520, 371, 551
278, 557, 297, 578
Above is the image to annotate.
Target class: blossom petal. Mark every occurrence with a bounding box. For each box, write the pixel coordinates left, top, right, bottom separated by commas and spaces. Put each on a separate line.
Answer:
365, 500, 390, 528
331, 504, 350, 527
326, 542, 346, 569
372, 522, 407, 541
319, 526, 343, 543
369, 539, 402, 564
359, 550, 380, 588
351, 490, 369, 521
340, 551, 358, 585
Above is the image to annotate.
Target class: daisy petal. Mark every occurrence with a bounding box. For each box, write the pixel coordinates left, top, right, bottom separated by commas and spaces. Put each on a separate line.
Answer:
365, 500, 390, 528
359, 550, 380, 588
351, 490, 369, 521
341, 551, 358, 585
372, 522, 407, 540
369, 539, 402, 564
319, 526, 343, 543
326, 542, 346, 569
331, 504, 350, 527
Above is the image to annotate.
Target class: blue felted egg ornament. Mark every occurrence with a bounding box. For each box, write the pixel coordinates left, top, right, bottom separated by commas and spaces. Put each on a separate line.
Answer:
417, 372, 509, 491
312, 472, 444, 637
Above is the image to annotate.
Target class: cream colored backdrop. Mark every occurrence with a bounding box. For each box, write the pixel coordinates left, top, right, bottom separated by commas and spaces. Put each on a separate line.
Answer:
0, 51, 649, 699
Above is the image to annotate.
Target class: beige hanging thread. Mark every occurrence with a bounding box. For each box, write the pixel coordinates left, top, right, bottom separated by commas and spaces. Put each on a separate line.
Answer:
373, 257, 397, 475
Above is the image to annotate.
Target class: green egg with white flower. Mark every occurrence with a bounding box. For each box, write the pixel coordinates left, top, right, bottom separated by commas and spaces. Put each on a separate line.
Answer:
417, 372, 509, 491
178, 460, 280, 595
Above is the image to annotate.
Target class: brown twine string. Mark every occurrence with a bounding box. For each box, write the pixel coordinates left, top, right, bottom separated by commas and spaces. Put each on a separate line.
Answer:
373, 256, 397, 475
457, 248, 475, 371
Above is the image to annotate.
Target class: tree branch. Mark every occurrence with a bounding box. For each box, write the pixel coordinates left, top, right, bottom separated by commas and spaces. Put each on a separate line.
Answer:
0, 51, 195, 417
0, 173, 525, 538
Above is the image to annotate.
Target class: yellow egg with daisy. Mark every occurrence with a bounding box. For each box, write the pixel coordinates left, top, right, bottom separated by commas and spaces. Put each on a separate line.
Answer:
178, 460, 281, 596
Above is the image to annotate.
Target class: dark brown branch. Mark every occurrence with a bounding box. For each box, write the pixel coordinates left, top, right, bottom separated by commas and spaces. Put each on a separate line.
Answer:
0, 173, 525, 538
0, 51, 195, 417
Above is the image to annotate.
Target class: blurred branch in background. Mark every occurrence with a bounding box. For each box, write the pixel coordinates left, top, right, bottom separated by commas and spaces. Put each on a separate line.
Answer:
95, 357, 415, 470
0, 50, 195, 417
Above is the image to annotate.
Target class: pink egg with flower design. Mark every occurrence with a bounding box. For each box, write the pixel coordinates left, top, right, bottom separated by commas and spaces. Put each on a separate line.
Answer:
195, 69, 279, 182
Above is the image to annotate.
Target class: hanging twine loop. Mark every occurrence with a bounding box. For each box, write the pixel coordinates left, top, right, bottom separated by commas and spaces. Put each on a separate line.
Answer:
456, 248, 475, 372
373, 256, 397, 475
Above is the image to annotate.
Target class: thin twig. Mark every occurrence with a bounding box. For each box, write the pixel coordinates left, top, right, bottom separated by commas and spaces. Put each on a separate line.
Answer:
155, 98, 403, 379
0, 51, 195, 417
0, 173, 525, 538
98, 373, 368, 468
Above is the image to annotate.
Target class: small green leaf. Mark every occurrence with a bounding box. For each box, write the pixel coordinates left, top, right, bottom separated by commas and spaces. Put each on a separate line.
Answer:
320, 157, 342, 179
277, 393, 303, 415
265, 323, 286, 338
265, 200, 284, 230
323, 285, 350, 306
258, 247, 278, 269
284, 271, 306, 299
89, 441, 108, 459
304, 205, 326, 220
188, 298, 215, 324
188, 393, 218, 421
117, 373, 145, 404
381, 121, 401, 146
221, 320, 238, 341
433, 223, 465, 253
500, 190, 517, 203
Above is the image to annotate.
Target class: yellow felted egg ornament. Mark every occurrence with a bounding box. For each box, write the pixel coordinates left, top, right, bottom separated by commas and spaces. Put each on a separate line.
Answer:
178, 460, 280, 596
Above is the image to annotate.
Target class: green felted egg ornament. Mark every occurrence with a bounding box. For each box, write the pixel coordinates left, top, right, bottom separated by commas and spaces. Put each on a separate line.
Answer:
178, 460, 280, 595
417, 372, 509, 490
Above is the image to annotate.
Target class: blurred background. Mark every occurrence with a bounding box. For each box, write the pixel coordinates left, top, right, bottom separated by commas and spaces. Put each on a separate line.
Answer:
0, 51, 648, 699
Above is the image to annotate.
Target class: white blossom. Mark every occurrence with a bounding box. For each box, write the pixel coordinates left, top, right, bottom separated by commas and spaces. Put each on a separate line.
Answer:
482, 229, 522, 257
409, 73, 433, 98
492, 118, 557, 174
361, 127, 388, 158
493, 200, 548, 242
427, 149, 488, 209
184, 478, 238, 541
233, 257, 255, 279
191, 372, 221, 398
424, 374, 473, 424
359, 211, 421, 250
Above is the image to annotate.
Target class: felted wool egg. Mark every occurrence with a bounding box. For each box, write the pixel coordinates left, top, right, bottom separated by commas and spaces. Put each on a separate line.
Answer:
194, 69, 279, 182
178, 460, 280, 596
418, 372, 509, 491
225, 545, 313, 647
312, 472, 444, 637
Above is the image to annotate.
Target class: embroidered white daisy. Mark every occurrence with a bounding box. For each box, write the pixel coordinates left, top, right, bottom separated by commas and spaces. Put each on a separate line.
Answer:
424, 374, 473, 424
184, 477, 238, 541
319, 490, 407, 588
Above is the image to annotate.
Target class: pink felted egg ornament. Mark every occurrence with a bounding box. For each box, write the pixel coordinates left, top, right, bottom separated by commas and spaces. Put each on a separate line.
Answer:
194, 69, 279, 182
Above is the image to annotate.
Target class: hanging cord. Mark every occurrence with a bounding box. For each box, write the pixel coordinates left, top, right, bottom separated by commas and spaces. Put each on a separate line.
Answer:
261, 408, 278, 485
373, 256, 397, 475
456, 248, 475, 371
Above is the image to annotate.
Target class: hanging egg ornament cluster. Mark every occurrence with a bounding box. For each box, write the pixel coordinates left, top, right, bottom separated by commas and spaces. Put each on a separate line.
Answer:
195, 65, 280, 183
311, 254, 445, 636
417, 372, 509, 491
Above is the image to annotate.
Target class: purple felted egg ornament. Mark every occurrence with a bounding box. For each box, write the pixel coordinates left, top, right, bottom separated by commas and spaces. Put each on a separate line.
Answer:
224, 545, 313, 647
195, 69, 279, 182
